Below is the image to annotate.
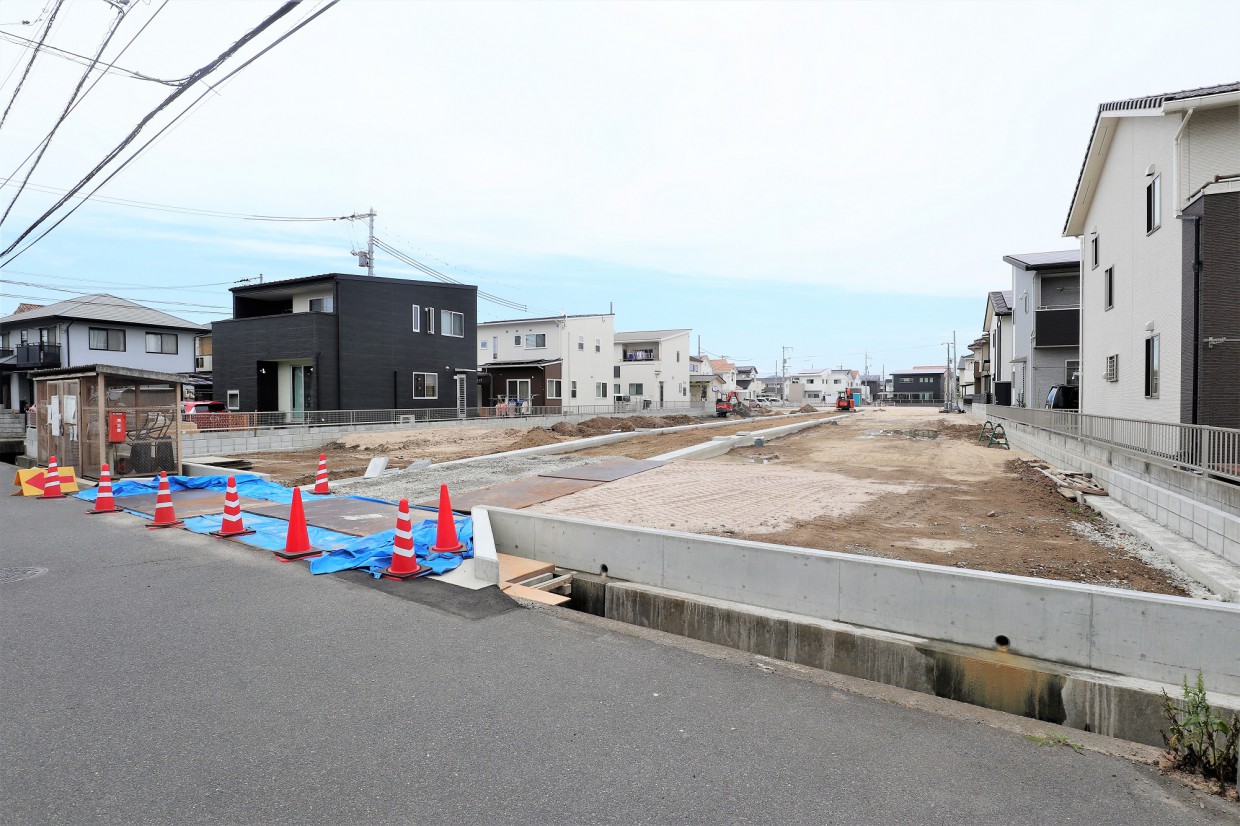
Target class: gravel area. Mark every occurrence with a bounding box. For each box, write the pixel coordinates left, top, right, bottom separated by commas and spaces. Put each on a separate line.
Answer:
334, 454, 608, 504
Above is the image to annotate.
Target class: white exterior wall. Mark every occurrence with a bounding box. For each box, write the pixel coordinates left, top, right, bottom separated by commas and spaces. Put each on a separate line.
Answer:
478, 315, 614, 403
1078, 115, 1183, 421
1010, 267, 1033, 405
63, 322, 197, 373
614, 331, 691, 406
1178, 104, 1240, 207
291, 290, 333, 313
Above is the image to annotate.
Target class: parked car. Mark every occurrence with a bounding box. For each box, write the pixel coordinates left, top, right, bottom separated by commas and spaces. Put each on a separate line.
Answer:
182, 400, 227, 415
182, 399, 231, 431
1045, 385, 1079, 410
755, 396, 780, 405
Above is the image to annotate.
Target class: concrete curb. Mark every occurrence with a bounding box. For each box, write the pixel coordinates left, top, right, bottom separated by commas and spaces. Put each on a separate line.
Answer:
1084, 494, 1240, 602
650, 414, 851, 461
470, 508, 500, 585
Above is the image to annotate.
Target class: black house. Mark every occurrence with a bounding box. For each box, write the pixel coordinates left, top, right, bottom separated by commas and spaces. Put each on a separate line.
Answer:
211, 273, 477, 413
889, 367, 947, 402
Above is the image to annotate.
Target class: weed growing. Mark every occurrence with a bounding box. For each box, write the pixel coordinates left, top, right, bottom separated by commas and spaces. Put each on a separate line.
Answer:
1161, 672, 1238, 794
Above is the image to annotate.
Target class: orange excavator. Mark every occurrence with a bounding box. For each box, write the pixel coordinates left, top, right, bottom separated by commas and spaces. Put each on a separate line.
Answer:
835, 390, 856, 412
715, 391, 752, 418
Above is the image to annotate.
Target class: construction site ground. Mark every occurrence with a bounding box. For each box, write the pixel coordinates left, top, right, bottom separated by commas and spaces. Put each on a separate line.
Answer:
233, 412, 788, 486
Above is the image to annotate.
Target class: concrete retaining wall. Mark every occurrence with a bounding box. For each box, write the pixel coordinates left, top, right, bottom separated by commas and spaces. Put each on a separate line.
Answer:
481, 507, 1240, 696
972, 405, 1240, 568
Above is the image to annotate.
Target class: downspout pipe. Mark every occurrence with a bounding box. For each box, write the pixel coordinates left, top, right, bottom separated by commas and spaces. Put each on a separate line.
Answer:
1172, 107, 1194, 213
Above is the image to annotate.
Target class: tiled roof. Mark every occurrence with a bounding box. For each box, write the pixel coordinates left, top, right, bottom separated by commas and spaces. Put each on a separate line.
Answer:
989, 290, 1013, 315
708, 358, 735, 372
1002, 250, 1081, 271
0, 293, 204, 330
14, 303, 43, 314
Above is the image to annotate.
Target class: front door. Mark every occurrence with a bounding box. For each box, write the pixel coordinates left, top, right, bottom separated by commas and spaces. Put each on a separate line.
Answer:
455, 375, 467, 418
292, 365, 315, 421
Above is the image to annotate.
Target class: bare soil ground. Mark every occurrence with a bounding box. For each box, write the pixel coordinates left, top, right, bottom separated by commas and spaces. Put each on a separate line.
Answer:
234, 413, 763, 487
532, 408, 1196, 597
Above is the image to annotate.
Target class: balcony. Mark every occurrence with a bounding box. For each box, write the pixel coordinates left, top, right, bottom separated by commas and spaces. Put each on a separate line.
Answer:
623, 349, 658, 362
15, 343, 61, 369
1035, 308, 1080, 348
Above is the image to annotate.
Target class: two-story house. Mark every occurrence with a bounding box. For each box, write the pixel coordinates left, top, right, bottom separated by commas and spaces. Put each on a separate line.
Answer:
614, 329, 692, 407
211, 273, 478, 414
982, 290, 1013, 404
477, 313, 614, 409
689, 355, 718, 401
0, 294, 203, 412
1064, 82, 1239, 426
1004, 250, 1082, 409
891, 367, 948, 401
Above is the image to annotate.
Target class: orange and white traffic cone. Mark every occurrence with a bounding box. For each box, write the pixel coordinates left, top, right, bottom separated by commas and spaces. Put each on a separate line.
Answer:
38, 455, 66, 500
146, 471, 183, 529
430, 484, 464, 554
383, 498, 427, 580
313, 453, 330, 495
272, 486, 316, 560
86, 463, 120, 514
210, 475, 255, 538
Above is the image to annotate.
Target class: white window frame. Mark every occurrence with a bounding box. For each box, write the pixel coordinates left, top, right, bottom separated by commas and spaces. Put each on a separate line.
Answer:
440, 310, 464, 338
595, 337, 601, 353
1144, 336, 1159, 398
425, 308, 435, 334
145, 332, 178, 355
1146, 175, 1161, 234
226, 390, 240, 410
525, 333, 546, 349
413, 372, 439, 399
1104, 354, 1118, 382
546, 379, 562, 399
480, 339, 488, 350
578, 335, 584, 351
595, 382, 607, 398
412, 305, 421, 332
1104, 267, 1114, 311
1090, 235, 1099, 270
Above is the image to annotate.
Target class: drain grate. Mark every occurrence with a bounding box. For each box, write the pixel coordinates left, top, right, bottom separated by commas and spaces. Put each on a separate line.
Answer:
0, 566, 48, 584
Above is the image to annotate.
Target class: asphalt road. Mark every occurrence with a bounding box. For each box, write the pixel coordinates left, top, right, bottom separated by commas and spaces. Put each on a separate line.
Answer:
1, 466, 1235, 825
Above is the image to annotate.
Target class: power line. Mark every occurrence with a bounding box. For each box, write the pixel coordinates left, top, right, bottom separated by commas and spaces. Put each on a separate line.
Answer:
0, 2, 129, 229
0, 0, 63, 133
0, 287, 229, 313
0, 28, 175, 85
372, 237, 528, 311
0, 0, 340, 266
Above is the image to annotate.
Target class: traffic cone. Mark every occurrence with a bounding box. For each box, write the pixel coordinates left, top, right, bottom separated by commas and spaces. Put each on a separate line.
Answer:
38, 455, 66, 500
86, 463, 120, 514
313, 453, 330, 495
146, 471, 183, 529
272, 486, 316, 560
430, 484, 464, 554
210, 475, 255, 538
383, 498, 427, 580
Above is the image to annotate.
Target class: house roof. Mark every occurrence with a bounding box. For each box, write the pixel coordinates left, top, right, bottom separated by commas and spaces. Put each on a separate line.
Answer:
893, 367, 947, 375
988, 290, 1013, 315
1063, 82, 1240, 237
614, 329, 690, 343
708, 358, 735, 372
478, 358, 563, 370
231, 272, 476, 296
0, 294, 204, 330
14, 303, 44, 314
1002, 250, 1081, 271
26, 363, 188, 384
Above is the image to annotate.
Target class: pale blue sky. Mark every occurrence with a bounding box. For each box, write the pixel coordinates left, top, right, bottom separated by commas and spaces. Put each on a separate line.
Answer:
1, 0, 1237, 375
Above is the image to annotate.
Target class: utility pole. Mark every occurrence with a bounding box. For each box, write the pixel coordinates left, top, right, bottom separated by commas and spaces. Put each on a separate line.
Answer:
781, 346, 793, 401
366, 207, 375, 278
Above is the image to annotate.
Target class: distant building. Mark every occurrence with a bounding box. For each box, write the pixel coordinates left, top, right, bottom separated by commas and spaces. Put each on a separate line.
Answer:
0, 294, 203, 412
890, 366, 948, 402
1004, 250, 1081, 409
614, 329, 692, 407
478, 313, 613, 409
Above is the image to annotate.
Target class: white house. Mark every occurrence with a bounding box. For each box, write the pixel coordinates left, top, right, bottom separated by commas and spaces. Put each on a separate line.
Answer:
477, 313, 614, 409
1064, 81, 1239, 426
1003, 250, 1081, 409
788, 367, 856, 403
979, 290, 1013, 403
0, 294, 203, 412
613, 329, 692, 408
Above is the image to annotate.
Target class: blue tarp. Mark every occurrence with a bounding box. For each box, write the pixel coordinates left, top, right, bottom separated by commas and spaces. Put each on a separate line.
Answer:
74, 474, 332, 505
183, 513, 362, 553
308, 516, 474, 578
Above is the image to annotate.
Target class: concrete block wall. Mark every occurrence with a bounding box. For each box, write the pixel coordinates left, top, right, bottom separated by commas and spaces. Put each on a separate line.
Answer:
481, 507, 1240, 696
972, 405, 1240, 567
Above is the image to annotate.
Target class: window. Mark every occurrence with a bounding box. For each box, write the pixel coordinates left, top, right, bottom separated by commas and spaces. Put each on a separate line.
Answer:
1066, 360, 1080, 386
440, 310, 464, 337
595, 338, 601, 353
89, 327, 125, 351
514, 335, 522, 346
413, 372, 438, 399
595, 382, 607, 398
571, 381, 577, 399
613, 383, 621, 394
480, 340, 488, 350
492, 336, 498, 352
0, 332, 7, 349
525, 333, 546, 348
1144, 336, 1159, 398
38, 326, 57, 345
19, 330, 27, 344
424, 307, 435, 334
412, 305, 421, 331
1104, 267, 1114, 310
1090, 235, 1099, 269
1105, 354, 1119, 382
676, 350, 680, 362
1022, 291, 1029, 313
613, 366, 621, 378
226, 390, 240, 410
628, 383, 644, 396
546, 379, 562, 399
578, 335, 584, 351
308, 297, 332, 312
1146, 175, 1160, 234
806, 378, 815, 385
145, 332, 178, 354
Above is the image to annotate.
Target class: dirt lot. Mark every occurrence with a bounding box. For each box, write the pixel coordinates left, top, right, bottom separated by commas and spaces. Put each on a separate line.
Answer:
531, 408, 1202, 597
233, 413, 780, 487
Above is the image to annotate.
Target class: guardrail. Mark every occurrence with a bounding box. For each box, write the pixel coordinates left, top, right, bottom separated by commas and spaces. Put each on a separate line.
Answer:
182, 400, 709, 433
979, 406, 1240, 484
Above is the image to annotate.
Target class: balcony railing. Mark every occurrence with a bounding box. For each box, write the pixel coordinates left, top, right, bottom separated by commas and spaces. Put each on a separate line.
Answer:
1034, 308, 1079, 347
977, 405, 1240, 484
15, 343, 61, 369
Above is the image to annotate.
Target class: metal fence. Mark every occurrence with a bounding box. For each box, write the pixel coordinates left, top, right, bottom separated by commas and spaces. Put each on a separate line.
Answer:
182, 400, 709, 434
979, 405, 1240, 484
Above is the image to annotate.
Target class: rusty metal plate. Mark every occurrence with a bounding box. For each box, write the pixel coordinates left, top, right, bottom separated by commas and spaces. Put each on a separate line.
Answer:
118, 490, 268, 518
242, 497, 436, 536
422, 476, 601, 512
538, 457, 666, 483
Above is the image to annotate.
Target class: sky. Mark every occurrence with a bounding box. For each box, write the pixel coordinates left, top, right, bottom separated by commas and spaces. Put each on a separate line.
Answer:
0, 0, 1237, 377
